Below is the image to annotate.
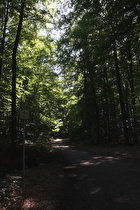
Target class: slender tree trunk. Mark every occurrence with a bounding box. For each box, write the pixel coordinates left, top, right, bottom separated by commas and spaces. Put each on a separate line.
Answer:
113, 40, 129, 145
11, 1, 24, 157
104, 65, 117, 140
89, 69, 100, 144
0, 1, 9, 78
83, 68, 92, 142
127, 40, 138, 143
102, 67, 110, 142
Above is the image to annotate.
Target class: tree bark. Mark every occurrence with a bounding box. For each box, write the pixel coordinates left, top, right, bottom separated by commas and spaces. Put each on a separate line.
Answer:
127, 40, 138, 143
83, 68, 92, 142
0, 1, 9, 78
102, 67, 110, 142
89, 70, 100, 144
11, 1, 24, 157
113, 40, 129, 145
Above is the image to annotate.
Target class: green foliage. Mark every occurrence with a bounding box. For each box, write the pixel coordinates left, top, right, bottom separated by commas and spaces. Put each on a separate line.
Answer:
0, 0, 140, 152
0, 0, 64, 157
57, 0, 140, 145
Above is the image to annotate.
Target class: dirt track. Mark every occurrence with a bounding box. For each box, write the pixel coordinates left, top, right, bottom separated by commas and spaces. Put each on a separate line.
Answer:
52, 139, 140, 210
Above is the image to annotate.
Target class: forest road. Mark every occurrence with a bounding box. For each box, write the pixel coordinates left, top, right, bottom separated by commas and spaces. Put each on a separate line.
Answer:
52, 139, 140, 210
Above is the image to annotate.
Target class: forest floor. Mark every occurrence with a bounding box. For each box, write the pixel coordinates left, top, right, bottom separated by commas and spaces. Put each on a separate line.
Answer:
1, 139, 140, 209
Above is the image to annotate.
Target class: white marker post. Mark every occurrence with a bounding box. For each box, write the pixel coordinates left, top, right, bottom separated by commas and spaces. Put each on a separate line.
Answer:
20, 108, 29, 194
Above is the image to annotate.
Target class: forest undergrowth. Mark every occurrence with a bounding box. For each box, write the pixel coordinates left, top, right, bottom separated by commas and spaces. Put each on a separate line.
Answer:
0, 140, 55, 209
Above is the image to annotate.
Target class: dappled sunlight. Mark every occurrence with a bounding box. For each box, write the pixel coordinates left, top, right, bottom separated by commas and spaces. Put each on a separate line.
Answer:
0, 175, 22, 209
52, 138, 70, 149
60, 145, 70, 149
92, 156, 102, 159
78, 155, 121, 167
80, 160, 101, 166
22, 198, 37, 209
52, 139, 121, 166
52, 144, 70, 149
22, 198, 54, 209
63, 154, 120, 168
50, 139, 140, 209
53, 138, 62, 142
90, 187, 102, 195
104, 156, 120, 161
64, 165, 77, 169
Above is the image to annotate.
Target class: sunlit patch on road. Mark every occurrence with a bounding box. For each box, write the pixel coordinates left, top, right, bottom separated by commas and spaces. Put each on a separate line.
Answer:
64, 165, 77, 169
52, 138, 70, 149
90, 187, 102, 195
80, 160, 101, 166
50, 138, 140, 210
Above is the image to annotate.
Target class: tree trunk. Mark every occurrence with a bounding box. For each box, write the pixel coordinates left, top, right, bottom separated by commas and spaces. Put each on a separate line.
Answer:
127, 40, 138, 143
83, 68, 92, 142
0, 1, 9, 78
11, 1, 24, 157
89, 69, 100, 144
113, 40, 129, 145
102, 67, 110, 142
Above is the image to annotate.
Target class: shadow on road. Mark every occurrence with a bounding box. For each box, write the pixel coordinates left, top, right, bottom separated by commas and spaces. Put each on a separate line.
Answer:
52, 139, 140, 210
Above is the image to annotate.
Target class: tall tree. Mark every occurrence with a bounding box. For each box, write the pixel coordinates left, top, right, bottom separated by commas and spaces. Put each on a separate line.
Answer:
112, 40, 129, 144
57, 0, 140, 145
11, 0, 25, 156
0, 0, 9, 78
